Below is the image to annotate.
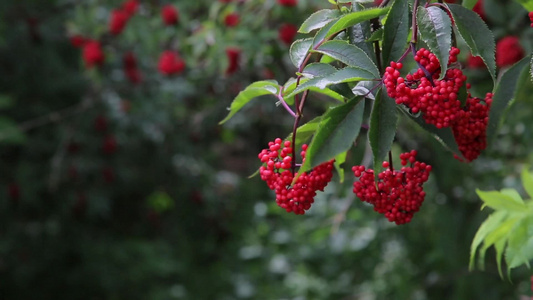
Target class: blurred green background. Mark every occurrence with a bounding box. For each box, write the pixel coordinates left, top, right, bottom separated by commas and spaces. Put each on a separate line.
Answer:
1, 0, 532, 299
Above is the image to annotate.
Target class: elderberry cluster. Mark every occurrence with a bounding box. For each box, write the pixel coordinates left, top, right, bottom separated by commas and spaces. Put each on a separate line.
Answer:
384, 47, 492, 161
352, 151, 432, 225
258, 139, 334, 215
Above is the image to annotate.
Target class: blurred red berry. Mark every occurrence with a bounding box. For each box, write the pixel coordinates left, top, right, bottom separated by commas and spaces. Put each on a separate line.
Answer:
278, 0, 297, 7
472, 0, 485, 20
467, 54, 485, 69
125, 68, 142, 84
158, 51, 185, 76
224, 13, 240, 27
109, 9, 129, 35
102, 135, 118, 154
496, 36, 524, 68
94, 115, 108, 132
122, 0, 139, 17
123, 52, 137, 70
70, 35, 86, 48
279, 23, 298, 45
529, 12, 533, 27
161, 5, 179, 26
225, 47, 241, 75
82, 40, 105, 68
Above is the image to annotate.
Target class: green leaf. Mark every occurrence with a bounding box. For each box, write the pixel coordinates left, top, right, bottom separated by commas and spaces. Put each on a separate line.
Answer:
448, 4, 496, 82
521, 166, 533, 199
457, 81, 468, 107
366, 28, 383, 43
505, 218, 533, 269
369, 90, 398, 171
283, 76, 345, 103
147, 191, 175, 213
323, 7, 390, 41
476, 190, 528, 212
513, 0, 533, 11
462, 0, 478, 9
287, 67, 376, 98
416, 6, 452, 80
0, 117, 26, 144
348, 2, 375, 59
483, 216, 520, 250
400, 108, 464, 159
313, 40, 379, 77
382, 0, 409, 66
290, 38, 313, 69
334, 151, 348, 183
469, 210, 508, 270
301, 63, 337, 78
0, 94, 14, 109
494, 239, 506, 278
487, 55, 530, 144
286, 116, 323, 151
300, 97, 365, 173
219, 81, 279, 124
299, 9, 342, 33
313, 19, 339, 48
499, 188, 524, 205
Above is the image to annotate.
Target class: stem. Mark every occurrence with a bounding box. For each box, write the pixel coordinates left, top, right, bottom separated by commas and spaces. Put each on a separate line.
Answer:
388, 150, 394, 171
411, 0, 420, 44
277, 90, 296, 118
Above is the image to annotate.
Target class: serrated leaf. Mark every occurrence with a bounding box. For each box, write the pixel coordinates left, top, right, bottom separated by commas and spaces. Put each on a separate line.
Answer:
219, 81, 279, 124
334, 151, 348, 183
448, 4, 496, 82
290, 38, 313, 69
469, 210, 508, 270
322, 7, 390, 41
505, 218, 533, 269
400, 108, 464, 159
313, 19, 339, 49
352, 81, 377, 100
416, 6, 452, 80
313, 40, 379, 77
476, 190, 528, 212
382, 0, 409, 66
287, 67, 376, 98
487, 56, 530, 144
301, 63, 337, 78
299, 9, 342, 33
369, 90, 397, 171
283, 76, 345, 103
521, 167, 533, 199
300, 97, 365, 173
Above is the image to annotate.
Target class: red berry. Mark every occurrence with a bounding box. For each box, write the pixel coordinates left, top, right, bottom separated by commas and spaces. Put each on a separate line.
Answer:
161, 4, 179, 26
278, 23, 298, 45
496, 36, 524, 68
224, 13, 240, 27
82, 40, 105, 68
109, 9, 129, 36
278, 0, 297, 6
70, 35, 85, 48
225, 47, 241, 75
122, 0, 139, 17
158, 51, 185, 76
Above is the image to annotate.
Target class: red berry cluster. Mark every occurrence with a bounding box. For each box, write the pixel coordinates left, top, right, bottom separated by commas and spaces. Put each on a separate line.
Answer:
224, 12, 240, 27
258, 139, 334, 215
496, 36, 524, 68
352, 151, 431, 225
278, 23, 298, 45
161, 4, 179, 26
384, 47, 465, 129
158, 50, 186, 76
452, 90, 492, 161
109, 0, 139, 36
529, 12, 533, 27
82, 40, 105, 68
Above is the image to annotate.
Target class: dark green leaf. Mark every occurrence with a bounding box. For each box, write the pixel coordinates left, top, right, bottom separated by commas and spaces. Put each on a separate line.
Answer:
300, 97, 365, 173
400, 108, 464, 159
487, 56, 530, 144
299, 9, 342, 33
219, 81, 279, 124
366, 28, 383, 43
416, 6, 452, 80
448, 4, 496, 82
301, 63, 337, 78
286, 116, 323, 152
462, 0, 478, 9
369, 90, 398, 171
382, 0, 409, 67
287, 67, 377, 98
290, 38, 313, 69
314, 40, 379, 77
348, 2, 375, 59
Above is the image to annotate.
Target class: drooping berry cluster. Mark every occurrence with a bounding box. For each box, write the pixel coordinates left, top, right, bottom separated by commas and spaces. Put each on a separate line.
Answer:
384, 47, 465, 129
452, 90, 492, 162
258, 139, 334, 215
384, 47, 491, 161
352, 151, 431, 225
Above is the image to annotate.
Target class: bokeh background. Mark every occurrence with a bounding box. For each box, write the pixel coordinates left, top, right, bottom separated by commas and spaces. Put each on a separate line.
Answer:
1, 0, 533, 299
